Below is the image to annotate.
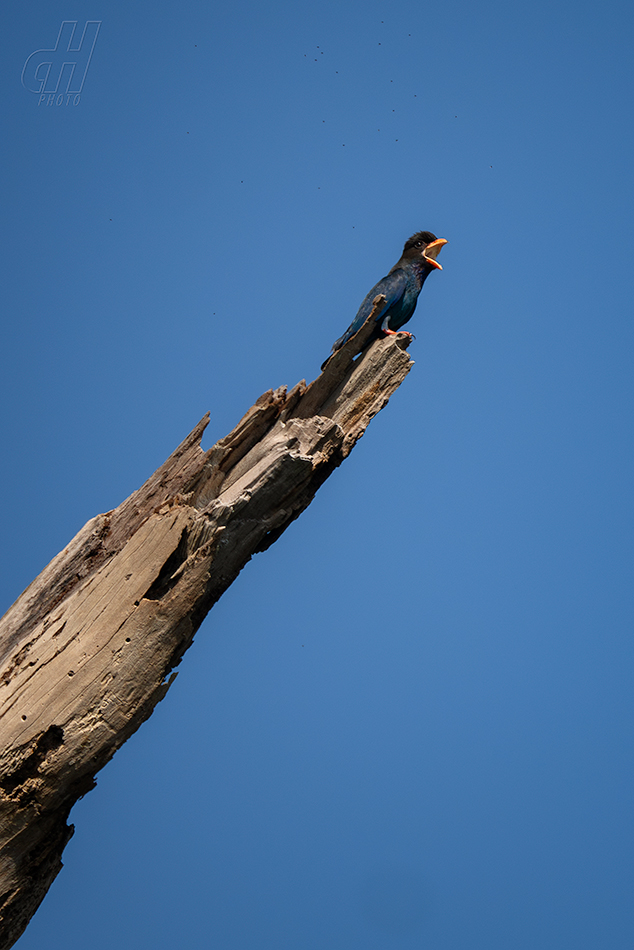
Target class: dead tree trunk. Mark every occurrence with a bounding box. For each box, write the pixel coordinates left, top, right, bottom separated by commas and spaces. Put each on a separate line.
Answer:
0, 302, 412, 949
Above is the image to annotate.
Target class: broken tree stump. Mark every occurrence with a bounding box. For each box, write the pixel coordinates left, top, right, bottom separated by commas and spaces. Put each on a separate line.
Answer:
0, 300, 413, 949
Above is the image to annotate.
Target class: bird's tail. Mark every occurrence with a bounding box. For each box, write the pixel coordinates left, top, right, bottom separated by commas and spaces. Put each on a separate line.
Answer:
320, 331, 349, 371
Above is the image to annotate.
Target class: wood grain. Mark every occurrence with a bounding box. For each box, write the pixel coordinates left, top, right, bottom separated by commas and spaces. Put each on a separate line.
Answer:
0, 299, 413, 948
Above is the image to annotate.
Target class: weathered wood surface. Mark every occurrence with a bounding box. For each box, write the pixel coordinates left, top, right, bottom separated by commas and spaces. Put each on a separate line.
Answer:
0, 300, 413, 949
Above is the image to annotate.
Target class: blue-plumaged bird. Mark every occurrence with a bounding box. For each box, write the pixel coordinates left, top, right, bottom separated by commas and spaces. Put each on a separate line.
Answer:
322, 231, 447, 369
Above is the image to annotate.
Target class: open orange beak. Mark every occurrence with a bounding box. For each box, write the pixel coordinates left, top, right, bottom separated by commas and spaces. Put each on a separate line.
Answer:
423, 237, 448, 270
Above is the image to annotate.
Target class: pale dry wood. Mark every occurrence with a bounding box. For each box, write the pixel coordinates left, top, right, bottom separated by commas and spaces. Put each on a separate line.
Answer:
0, 299, 413, 949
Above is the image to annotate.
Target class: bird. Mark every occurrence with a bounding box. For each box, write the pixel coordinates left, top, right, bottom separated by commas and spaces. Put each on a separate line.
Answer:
321, 231, 447, 369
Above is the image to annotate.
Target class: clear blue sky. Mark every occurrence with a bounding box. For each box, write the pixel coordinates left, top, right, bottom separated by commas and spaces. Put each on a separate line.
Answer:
2, 1, 633, 947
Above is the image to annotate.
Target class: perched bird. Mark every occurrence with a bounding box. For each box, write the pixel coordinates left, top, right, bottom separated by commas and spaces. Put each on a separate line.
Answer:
322, 231, 447, 369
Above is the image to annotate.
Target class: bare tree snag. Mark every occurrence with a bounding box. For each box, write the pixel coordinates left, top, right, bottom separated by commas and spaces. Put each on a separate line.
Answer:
0, 300, 412, 949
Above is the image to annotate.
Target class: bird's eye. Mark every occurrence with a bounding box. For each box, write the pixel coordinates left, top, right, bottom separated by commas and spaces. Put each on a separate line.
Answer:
415, 241, 423, 247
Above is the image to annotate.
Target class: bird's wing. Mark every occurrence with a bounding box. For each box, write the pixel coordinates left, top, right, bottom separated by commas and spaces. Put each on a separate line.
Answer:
332, 269, 407, 351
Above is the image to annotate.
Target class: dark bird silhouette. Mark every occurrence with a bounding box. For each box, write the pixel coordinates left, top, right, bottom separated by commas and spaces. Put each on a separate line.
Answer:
322, 231, 447, 369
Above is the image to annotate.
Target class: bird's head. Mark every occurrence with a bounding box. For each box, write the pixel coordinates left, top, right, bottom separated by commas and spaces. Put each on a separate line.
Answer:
403, 231, 448, 270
